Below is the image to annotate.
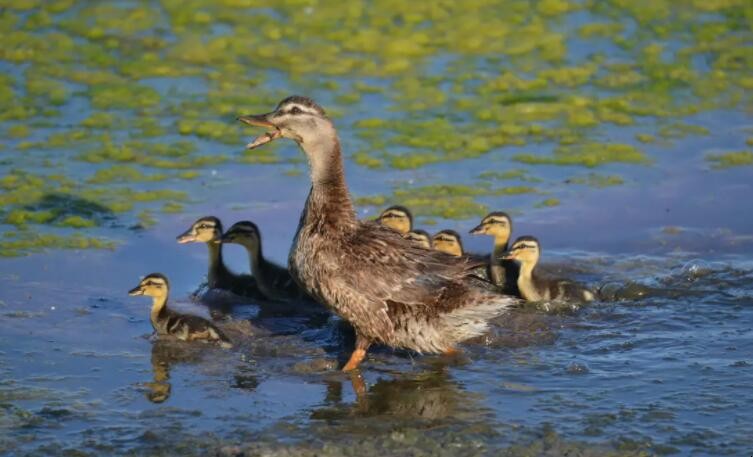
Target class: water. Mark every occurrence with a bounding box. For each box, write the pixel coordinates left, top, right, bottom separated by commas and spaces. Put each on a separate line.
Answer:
2, 1, 753, 455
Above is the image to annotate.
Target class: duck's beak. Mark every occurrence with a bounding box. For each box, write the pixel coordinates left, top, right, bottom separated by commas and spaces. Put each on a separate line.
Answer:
499, 251, 513, 260
237, 113, 282, 150
128, 285, 144, 296
469, 223, 485, 235
176, 228, 196, 244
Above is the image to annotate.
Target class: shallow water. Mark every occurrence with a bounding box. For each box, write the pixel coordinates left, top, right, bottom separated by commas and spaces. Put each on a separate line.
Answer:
2, 1, 753, 456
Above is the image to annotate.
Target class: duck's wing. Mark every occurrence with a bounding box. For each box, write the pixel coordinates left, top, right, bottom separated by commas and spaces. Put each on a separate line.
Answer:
341, 223, 490, 310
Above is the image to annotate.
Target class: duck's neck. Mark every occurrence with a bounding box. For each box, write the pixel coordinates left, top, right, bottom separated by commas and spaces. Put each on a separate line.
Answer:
242, 241, 264, 278
492, 236, 509, 260
516, 261, 539, 301
206, 242, 226, 286
150, 295, 167, 327
300, 131, 356, 228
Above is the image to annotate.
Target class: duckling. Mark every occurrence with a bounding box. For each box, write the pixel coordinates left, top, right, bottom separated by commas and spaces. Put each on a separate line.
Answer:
128, 273, 232, 348
377, 205, 413, 234
220, 221, 306, 303
432, 230, 464, 256
404, 229, 432, 249
469, 211, 519, 295
501, 236, 594, 303
176, 216, 260, 298
238, 96, 515, 371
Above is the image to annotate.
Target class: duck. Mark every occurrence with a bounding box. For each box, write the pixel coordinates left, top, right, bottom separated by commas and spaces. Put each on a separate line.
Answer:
220, 221, 307, 303
238, 95, 515, 370
128, 273, 233, 348
432, 230, 464, 256
501, 236, 594, 303
469, 211, 520, 295
377, 205, 413, 234
176, 216, 260, 298
404, 229, 432, 249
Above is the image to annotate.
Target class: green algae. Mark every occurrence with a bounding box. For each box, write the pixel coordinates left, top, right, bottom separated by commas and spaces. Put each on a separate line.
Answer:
535, 198, 561, 208
0, 0, 752, 255
566, 174, 625, 187
657, 123, 710, 139
6, 125, 30, 139
0, 232, 115, 257
514, 143, 650, 167
87, 165, 167, 184
706, 151, 753, 169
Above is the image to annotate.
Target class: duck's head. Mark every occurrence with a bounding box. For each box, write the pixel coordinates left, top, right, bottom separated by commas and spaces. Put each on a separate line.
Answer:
404, 229, 432, 249
176, 216, 222, 244
470, 211, 512, 243
238, 96, 331, 150
432, 230, 464, 256
128, 273, 169, 298
378, 205, 413, 234
220, 221, 260, 248
501, 236, 540, 266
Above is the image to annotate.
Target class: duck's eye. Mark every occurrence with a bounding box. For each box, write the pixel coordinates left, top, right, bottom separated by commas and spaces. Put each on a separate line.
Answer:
289, 106, 302, 115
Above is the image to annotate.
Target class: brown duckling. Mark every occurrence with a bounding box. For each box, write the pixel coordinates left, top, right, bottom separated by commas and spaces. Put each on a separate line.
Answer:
469, 211, 519, 295
128, 273, 232, 348
502, 236, 594, 303
221, 221, 306, 303
377, 205, 413, 235
238, 95, 514, 371
404, 229, 432, 249
176, 216, 259, 298
432, 230, 464, 256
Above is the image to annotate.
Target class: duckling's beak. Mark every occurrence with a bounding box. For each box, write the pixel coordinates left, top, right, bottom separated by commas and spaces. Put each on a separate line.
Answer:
128, 285, 144, 296
176, 229, 196, 244
499, 251, 513, 260
469, 223, 486, 235
237, 113, 281, 150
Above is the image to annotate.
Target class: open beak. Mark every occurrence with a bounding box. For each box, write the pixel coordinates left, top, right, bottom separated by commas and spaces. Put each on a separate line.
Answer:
176, 229, 196, 244
469, 224, 485, 235
237, 113, 281, 150
128, 285, 144, 296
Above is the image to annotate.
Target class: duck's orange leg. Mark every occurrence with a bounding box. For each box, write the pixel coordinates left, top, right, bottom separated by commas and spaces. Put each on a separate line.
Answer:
342, 334, 371, 372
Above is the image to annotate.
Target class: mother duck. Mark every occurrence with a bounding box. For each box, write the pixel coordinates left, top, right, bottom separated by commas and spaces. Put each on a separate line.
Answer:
238, 96, 515, 370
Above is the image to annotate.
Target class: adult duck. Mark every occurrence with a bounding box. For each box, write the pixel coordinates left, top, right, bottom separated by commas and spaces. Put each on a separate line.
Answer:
238, 96, 514, 370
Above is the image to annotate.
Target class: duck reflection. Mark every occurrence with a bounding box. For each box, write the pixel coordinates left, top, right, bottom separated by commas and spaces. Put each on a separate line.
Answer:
313, 366, 483, 422
144, 339, 259, 403
145, 340, 199, 403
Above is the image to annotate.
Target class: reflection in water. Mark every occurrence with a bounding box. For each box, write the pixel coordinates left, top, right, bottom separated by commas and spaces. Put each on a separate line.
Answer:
145, 337, 260, 404
144, 340, 202, 404
312, 366, 484, 423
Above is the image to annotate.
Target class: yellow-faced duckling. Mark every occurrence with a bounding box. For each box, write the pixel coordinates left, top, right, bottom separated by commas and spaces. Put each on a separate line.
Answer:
404, 229, 432, 249
221, 221, 305, 303
502, 236, 594, 303
176, 216, 259, 298
238, 95, 514, 370
377, 205, 413, 235
469, 211, 519, 295
128, 273, 232, 348
432, 230, 464, 256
